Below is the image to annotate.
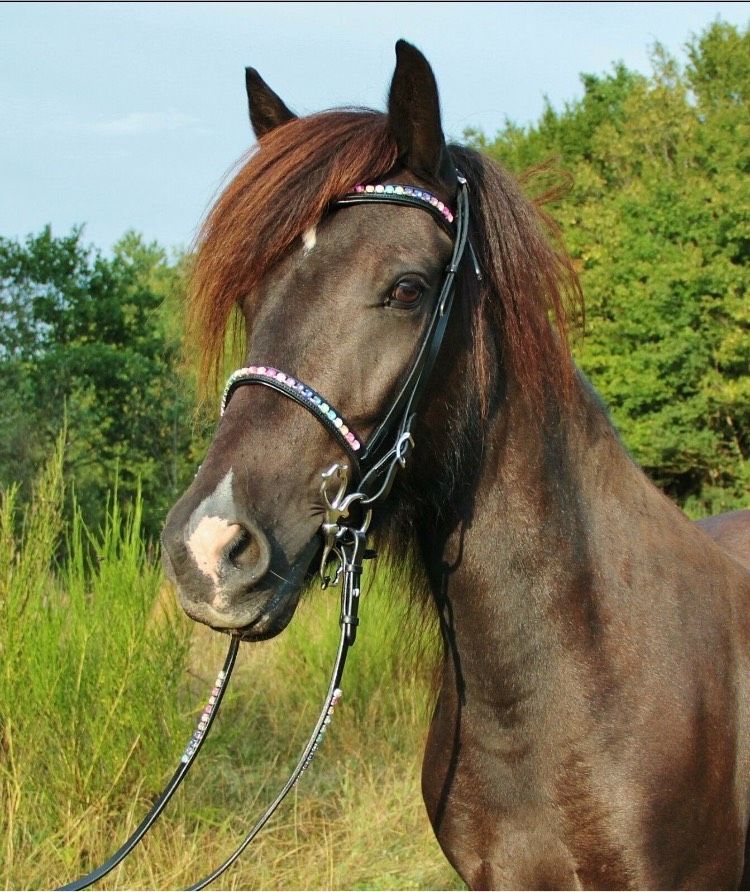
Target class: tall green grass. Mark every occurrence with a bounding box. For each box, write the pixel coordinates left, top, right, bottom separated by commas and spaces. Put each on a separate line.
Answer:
0, 442, 460, 890
0, 437, 191, 887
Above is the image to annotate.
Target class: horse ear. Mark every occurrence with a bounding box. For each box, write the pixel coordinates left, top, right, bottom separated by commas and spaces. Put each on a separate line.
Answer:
245, 67, 297, 138
387, 40, 456, 192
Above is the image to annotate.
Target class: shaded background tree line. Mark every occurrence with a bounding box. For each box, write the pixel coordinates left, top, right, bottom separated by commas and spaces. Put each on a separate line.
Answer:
1, 21, 747, 538
469, 21, 749, 514
0, 229, 209, 538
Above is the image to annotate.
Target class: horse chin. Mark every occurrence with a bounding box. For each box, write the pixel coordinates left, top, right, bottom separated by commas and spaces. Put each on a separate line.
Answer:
175, 574, 304, 640
229, 586, 304, 641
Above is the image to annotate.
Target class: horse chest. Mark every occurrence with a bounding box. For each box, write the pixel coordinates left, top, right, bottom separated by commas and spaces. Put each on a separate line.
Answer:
420, 677, 591, 889
420, 658, 748, 890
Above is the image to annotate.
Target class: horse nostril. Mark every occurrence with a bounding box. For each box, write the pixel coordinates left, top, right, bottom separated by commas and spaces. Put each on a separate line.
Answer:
177, 512, 272, 594
227, 528, 261, 571
224, 521, 271, 583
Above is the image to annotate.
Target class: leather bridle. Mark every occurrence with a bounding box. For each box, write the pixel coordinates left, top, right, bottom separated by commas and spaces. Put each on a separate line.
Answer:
222, 174, 475, 585
58, 172, 474, 891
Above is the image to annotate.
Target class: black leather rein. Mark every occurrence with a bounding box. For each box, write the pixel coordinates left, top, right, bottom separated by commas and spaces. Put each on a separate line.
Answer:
57, 173, 473, 891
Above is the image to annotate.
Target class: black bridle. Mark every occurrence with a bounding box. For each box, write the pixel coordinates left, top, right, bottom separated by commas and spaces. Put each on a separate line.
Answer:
58, 173, 473, 891
222, 176, 474, 510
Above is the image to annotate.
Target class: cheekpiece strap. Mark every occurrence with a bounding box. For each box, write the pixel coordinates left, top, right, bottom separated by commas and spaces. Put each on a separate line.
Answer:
221, 366, 363, 469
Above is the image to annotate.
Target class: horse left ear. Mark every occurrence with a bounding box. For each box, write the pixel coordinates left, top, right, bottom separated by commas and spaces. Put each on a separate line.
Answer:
245, 67, 297, 138
387, 40, 457, 194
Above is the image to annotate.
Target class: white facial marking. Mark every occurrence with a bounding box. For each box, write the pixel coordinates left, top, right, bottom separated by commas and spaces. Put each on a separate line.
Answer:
186, 470, 238, 587
302, 225, 317, 255
187, 516, 240, 585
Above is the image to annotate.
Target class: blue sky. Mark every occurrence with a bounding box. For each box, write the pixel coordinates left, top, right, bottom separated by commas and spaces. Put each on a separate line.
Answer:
2, 2, 748, 251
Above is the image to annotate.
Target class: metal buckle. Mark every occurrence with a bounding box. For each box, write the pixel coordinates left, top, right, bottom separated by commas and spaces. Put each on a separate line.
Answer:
319, 464, 371, 588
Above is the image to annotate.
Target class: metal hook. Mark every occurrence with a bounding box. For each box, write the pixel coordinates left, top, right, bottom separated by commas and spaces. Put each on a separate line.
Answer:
319, 464, 371, 588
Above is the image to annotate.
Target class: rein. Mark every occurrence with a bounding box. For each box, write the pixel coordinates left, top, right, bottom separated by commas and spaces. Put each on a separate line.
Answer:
57, 174, 472, 890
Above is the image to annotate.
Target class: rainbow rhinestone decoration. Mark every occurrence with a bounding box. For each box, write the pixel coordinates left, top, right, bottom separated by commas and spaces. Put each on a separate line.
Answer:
353, 183, 454, 224
180, 666, 228, 764
298, 687, 343, 778
221, 366, 362, 452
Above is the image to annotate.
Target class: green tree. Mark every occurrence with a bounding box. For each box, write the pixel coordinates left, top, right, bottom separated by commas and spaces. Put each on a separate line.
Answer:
471, 21, 750, 515
0, 227, 204, 537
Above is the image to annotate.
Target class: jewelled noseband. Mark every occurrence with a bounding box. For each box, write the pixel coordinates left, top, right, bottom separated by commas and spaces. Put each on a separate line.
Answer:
222, 365, 363, 465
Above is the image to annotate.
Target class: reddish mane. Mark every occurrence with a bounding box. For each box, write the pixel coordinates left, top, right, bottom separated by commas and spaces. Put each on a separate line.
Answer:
189, 111, 397, 387
450, 145, 581, 413
189, 109, 581, 411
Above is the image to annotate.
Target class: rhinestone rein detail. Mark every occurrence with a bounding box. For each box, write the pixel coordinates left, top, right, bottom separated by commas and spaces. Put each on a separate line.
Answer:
352, 183, 455, 224
298, 687, 343, 778
221, 367, 362, 452
180, 666, 228, 764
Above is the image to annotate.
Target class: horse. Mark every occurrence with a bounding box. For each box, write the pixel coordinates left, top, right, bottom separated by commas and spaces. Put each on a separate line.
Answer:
162, 40, 750, 889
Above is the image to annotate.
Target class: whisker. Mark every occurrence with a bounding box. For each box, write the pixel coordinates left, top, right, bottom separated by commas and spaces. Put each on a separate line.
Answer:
267, 567, 293, 586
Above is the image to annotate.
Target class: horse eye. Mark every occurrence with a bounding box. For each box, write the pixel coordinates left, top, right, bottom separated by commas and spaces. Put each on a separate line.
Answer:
388, 278, 425, 308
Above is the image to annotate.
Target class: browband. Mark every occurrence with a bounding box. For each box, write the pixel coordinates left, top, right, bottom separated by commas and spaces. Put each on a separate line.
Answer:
334, 182, 455, 236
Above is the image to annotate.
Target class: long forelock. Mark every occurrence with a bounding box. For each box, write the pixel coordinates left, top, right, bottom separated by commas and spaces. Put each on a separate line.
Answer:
188, 109, 399, 391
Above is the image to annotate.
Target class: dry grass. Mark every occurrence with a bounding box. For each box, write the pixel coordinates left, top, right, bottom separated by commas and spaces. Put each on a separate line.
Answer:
95, 610, 460, 891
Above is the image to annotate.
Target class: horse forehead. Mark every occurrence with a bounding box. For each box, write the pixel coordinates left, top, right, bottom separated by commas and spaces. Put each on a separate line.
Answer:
300, 204, 452, 274
301, 226, 317, 254
274, 210, 442, 284
244, 204, 450, 328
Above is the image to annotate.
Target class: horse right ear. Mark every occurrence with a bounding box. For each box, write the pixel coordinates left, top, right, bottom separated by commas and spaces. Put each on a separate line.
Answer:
387, 40, 457, 193
245, 68, 297, 138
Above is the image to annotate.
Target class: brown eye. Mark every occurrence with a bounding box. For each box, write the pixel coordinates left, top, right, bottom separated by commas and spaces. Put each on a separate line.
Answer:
388, 278, 425, 308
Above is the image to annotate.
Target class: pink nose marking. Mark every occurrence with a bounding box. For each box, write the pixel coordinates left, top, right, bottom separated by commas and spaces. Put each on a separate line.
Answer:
186, 517, 241, 585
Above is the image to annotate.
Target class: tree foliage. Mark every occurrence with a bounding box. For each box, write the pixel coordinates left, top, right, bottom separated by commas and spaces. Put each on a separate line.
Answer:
471, 21, 749, 515
0, 227, 204, 537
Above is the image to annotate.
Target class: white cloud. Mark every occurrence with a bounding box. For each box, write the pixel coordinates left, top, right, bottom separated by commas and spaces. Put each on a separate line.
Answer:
86, 110, 202, 136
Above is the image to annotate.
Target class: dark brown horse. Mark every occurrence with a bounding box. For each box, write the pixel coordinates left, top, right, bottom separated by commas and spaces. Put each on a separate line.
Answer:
162, 41, 750, 889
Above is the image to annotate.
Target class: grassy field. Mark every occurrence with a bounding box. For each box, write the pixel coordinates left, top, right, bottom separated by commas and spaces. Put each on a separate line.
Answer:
0, 442, 461, 890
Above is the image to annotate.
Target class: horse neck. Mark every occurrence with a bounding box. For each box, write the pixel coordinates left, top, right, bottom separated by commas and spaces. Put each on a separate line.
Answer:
414, 368, 665, 710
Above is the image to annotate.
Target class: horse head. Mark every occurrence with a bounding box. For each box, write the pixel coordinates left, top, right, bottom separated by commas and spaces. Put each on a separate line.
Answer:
161, 42, 464, 639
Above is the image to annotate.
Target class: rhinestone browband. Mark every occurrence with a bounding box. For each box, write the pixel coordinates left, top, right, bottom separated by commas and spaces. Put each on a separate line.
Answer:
352, 183, 455, 224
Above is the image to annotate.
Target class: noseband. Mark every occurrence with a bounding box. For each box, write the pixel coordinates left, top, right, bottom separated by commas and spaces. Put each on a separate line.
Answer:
58, 175, 474, 890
